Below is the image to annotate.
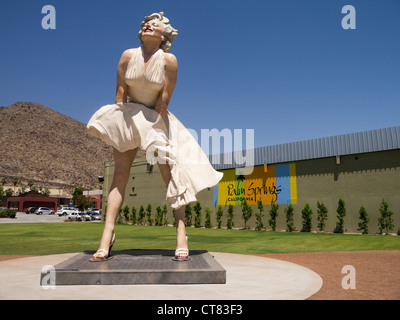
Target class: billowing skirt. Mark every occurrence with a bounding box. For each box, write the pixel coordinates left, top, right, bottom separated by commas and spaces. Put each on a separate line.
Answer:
87, 102, 223, 209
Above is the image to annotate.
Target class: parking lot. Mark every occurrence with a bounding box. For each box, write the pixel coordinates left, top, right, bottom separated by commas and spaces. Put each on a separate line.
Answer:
0, 212, 100, 223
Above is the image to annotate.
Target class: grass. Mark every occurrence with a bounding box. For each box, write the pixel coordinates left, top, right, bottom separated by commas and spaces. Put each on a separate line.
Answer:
0, 222, 399, 256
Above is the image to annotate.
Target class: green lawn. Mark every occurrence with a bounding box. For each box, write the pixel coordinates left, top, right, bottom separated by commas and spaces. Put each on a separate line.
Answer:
0, 222, 399, 256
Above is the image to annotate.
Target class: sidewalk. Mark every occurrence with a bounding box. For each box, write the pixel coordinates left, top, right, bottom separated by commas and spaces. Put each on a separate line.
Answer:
0, 212, 65, 223
0, 252, 322, 300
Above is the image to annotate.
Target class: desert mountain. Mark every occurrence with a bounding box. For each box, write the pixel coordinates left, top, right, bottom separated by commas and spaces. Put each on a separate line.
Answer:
0, 102, 143, 194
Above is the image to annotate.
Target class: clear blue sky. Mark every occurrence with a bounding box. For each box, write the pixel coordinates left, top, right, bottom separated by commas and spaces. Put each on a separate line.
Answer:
1, 0, 399, 150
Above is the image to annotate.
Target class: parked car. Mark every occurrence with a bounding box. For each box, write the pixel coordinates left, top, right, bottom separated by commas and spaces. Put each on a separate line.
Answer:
89, 211, 102, 221
35, 207, 55, 215
77, 211, 92, 221
57, 207, 76, 216
25, 207, 37, 214
67, 211, 92, 221
67, 211, 81, 221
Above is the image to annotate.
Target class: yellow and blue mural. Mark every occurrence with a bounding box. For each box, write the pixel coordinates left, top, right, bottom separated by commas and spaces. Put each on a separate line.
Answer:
214, 164, 297, 205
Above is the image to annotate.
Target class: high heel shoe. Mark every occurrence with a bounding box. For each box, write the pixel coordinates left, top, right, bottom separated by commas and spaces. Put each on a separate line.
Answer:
173, 235, 190, 261
89, 232, 115, 262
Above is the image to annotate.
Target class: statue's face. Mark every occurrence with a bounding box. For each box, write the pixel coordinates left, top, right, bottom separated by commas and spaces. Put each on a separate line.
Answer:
141, 19, 164, 40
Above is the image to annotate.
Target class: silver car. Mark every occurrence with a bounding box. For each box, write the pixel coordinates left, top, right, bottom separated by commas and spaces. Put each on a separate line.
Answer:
35, 207, 55, 215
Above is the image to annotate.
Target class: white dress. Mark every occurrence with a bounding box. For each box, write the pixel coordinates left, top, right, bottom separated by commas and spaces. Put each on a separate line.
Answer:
87, 47, 223, 209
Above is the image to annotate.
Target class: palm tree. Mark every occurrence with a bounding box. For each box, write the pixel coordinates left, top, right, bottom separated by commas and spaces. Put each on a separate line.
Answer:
12, 178, 19, 195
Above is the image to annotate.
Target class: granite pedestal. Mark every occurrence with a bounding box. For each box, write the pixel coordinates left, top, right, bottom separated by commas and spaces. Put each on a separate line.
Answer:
40, 250, 226, 286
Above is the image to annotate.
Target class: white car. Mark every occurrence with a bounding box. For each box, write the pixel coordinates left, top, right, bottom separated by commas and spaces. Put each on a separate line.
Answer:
78, 211, 92, 221
67, 211, 92, 221
89, 210, 102, 221
57, 207, 77, 216
67, 211, 81, 220
35, 207, 55, 215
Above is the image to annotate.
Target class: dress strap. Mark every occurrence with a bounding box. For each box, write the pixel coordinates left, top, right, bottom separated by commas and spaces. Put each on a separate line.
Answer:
144, 48, 165, 84
125, 47, 165, 84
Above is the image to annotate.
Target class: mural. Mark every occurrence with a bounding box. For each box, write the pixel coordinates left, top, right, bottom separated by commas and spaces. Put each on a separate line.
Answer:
214, 164, 297, 205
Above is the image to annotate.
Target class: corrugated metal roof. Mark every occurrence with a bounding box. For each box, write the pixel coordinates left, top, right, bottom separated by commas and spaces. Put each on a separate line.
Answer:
211, 126, 400, 170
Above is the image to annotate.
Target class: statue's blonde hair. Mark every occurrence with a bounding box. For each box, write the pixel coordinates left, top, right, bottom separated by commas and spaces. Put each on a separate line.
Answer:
138, 12, 178, 53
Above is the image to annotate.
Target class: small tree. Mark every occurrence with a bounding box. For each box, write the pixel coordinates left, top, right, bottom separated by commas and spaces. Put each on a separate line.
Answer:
268, 202, 279, 231
5, 188, 13, 197
42, 187, 51, 197
378, 199, 394, 235
317, 201, 328, 232
146, 204, 153, 226
284, 204, 295, 232
12, 178, 19, 195
138, 205, 145, 225
205, 207, 212, 228
162, 204, 169, 226
72, 187, 84, 206
255, 200, 265, 231
357, 206, 369, 234
75, 195, 94, 221
335, 198, 346, 233
155, 206, 163, 226
216, 206, 223, 229
131, 206, 137, 225
226, 205, 234, 229
122, 205, 130, 224
185, 204, 193, 227
193, 201, 202, 228
301, 203, 313, 232
241, 199, 252, 229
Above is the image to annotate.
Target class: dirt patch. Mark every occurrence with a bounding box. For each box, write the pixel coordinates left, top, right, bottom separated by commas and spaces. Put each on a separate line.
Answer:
256, 250, 400, 300
0, 255, 37, 262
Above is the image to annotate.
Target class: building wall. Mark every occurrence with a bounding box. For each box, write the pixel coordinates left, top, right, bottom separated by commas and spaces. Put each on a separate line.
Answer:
215, 149, 400, 234
294, 149, 400, 234
102, 149, 399, 233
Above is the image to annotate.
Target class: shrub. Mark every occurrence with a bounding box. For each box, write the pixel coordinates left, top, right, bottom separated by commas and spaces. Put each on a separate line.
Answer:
268, 202, 279, 231
162, 204, 169, 226
357, 206, 369, 234
205, 207, 212, 228
146, 204, 153, 226
241, 199, 252, 229
155, 206, 163, 226
216, 206, 223, 229
0, 209, 17, 218
131, 206, 137, 225
334, 199, 346, 233
138, 205, 145, 225
122, 205, 130, 223
226, 205, 234, 229
185, 204, 193, 227
193, 201, 202, 228
378, 199, 394, 235
301, 203, 313, 232
255, 200, 265, 231
316, 201, 328, 232
284, 204, 295, 232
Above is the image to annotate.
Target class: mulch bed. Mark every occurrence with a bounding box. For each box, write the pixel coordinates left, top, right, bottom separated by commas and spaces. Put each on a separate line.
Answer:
256, 250, 400, 300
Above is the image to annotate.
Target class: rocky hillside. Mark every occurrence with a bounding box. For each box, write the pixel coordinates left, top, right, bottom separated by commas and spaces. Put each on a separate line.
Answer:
0, 102, 143, 193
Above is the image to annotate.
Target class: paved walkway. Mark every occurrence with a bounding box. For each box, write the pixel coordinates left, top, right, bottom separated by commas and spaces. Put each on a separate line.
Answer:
0, 212, 66, 223
0, 252, 322, 300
